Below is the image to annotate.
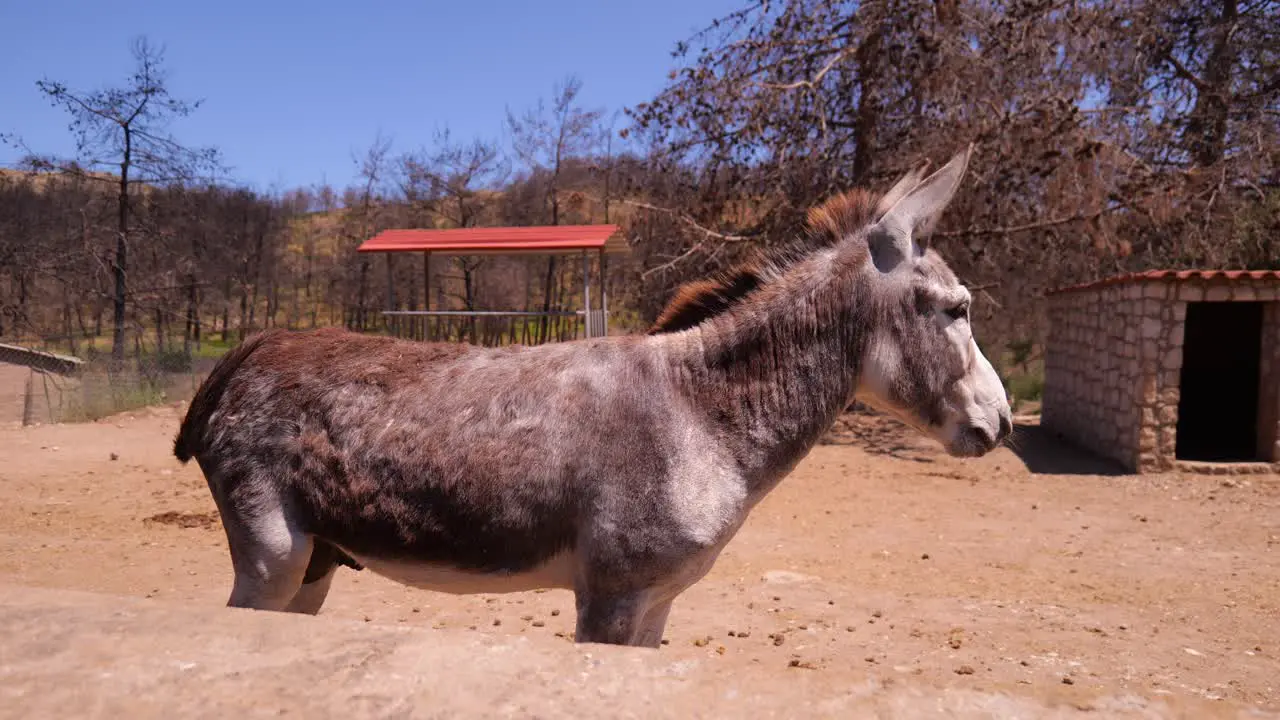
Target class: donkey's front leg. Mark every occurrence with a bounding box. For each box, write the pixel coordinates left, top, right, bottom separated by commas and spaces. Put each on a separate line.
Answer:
574, 591, 661, 646
634, 598, 674, 648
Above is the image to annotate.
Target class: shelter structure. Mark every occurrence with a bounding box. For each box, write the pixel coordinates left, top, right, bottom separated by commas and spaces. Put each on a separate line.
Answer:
1042, 270, 1280, 473
357, 225, 628, 346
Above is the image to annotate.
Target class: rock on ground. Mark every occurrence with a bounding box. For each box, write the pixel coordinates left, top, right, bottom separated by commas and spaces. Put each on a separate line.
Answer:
0, 584, 1269, 720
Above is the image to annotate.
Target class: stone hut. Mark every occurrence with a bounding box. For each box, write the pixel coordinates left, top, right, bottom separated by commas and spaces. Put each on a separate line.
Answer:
1042, 270, 1280, 473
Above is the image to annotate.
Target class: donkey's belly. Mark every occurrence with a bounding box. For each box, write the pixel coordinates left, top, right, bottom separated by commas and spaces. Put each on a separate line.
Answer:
339, 548, 577, 595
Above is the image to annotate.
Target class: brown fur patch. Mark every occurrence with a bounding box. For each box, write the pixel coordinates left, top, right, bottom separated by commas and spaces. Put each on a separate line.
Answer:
649, 188, 883, 335
648, 264, 769, 334
173, 329, 279, 463
804, 189, 881, 245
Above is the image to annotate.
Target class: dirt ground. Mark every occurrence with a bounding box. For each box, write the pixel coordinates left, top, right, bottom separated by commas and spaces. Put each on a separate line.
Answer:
1, 405, 1277, 714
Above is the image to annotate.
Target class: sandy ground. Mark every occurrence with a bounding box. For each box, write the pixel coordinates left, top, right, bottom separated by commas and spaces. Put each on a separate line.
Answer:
1, 405, 1277, 714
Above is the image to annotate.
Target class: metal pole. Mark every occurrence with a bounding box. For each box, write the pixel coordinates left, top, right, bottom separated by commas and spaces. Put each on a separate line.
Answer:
423, 251, 431, 341
582, 249, 592, 338
600, 249, 609, 337
386, 254, 395, 312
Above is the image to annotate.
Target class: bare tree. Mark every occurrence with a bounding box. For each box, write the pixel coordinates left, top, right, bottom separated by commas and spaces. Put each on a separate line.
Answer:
507, 76, 603, 342
400, 130, 506, 340
15, 37, 220, 366
626, 0, 1279, 351
4, 0, 1271, 373
342, 134, 393, 330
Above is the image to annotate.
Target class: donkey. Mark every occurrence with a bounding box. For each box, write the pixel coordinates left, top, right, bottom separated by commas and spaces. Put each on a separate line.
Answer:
173, 146, 1010, 647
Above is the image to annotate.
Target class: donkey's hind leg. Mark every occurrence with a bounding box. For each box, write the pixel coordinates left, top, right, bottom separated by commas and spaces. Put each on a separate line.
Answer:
282, 540, 343, 615
214, 488, 312, 612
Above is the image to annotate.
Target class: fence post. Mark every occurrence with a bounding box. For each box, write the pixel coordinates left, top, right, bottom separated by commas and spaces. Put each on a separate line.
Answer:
41, 371, 56, 424
582, 250, 592, 338
22, 369, 35, 427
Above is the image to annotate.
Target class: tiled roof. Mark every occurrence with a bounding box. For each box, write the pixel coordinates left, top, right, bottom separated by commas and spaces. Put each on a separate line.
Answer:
1048, 270, 1280, 295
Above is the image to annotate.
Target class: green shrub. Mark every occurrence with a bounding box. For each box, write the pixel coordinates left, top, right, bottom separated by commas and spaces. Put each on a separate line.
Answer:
1005, 339, 1035, 371
1007, 371, 1045, 404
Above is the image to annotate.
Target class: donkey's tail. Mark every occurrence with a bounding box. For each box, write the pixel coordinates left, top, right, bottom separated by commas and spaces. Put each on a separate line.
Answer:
173, 330, 278, 464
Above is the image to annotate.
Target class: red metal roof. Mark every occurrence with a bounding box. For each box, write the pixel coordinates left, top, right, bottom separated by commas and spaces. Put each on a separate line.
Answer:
1048, 269, 1280, 295
357, 225, 627, 255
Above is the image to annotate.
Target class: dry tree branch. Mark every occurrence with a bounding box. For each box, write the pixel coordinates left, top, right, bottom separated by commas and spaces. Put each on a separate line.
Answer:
582, 193, 759, 279
641, 238, 711, 280
934, 206, 1119, 238
757, 46, 855, 91
580, 193, 756, 243
1160, 51, 1209, 92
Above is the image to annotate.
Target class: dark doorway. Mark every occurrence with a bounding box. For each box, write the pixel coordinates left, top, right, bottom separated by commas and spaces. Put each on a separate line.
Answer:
1176, 302, 1264, 462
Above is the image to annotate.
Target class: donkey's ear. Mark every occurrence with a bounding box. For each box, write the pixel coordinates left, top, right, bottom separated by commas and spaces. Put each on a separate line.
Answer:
873, 143, 973, 249
875, 161, 931, 219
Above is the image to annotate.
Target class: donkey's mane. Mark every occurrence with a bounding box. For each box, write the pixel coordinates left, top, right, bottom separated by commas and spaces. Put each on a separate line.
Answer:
648, 189, 882, 334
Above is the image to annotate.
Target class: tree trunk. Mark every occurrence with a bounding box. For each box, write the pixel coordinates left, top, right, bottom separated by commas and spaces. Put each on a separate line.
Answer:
111, 129, 131, 368
554, 261, 570, 341
240, 286, 250, 342
221, 277, 232, 342
1185, 0, 1238, 168
16, 271, 29, 342
184, 275, 199, 355
538, 257, 557, 343
304, 239, 316, 328
852, 26, 883, 183
155, 305, 165, 353
356, 259, 370, 331
132, 308, 143, 361
75, 303, 89, 345
267, 277, 278, 329
408, 261, 418, 312
386, 254, 397, 313
63, 295, 77, 356
522, 258, 533, 344
463, 260, 476, 342
248, 224, 264, 335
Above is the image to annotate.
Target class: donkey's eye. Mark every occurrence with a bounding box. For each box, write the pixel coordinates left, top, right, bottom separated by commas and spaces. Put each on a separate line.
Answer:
944, 301, 970, 321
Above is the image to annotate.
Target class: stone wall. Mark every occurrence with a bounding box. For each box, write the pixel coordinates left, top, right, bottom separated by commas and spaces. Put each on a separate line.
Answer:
1260, 302, 1280, 463
1044, 284, 1140, 469
1044, 277, 1280, 473
1138, 283, 1186, 472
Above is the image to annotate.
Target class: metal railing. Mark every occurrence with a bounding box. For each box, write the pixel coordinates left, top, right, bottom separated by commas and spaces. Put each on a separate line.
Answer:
381, 310, 610, 347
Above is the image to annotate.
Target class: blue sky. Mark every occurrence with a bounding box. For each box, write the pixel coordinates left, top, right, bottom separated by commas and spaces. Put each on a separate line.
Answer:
1, 0, 739, 191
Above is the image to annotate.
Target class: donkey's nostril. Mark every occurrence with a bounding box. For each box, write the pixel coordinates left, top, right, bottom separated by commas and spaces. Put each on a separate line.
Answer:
967, 424, 996, 451
996, 414, 1013, 444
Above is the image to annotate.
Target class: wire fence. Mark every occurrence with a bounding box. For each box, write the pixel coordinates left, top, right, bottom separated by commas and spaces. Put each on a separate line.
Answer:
0, 352, 217, 426
2, 307, 621, 425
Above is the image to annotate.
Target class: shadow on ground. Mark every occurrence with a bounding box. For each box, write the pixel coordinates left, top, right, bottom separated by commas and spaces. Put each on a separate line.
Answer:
820, 408, 1131, 476
1008, 421, 1128, 476
819, 408, 941, 463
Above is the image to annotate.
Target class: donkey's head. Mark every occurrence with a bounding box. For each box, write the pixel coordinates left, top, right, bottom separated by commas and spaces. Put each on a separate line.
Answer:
851, 146, 1012, 457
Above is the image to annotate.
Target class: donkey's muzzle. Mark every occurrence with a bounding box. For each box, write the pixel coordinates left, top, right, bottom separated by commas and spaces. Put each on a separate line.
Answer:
953, 418, 1006, 457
